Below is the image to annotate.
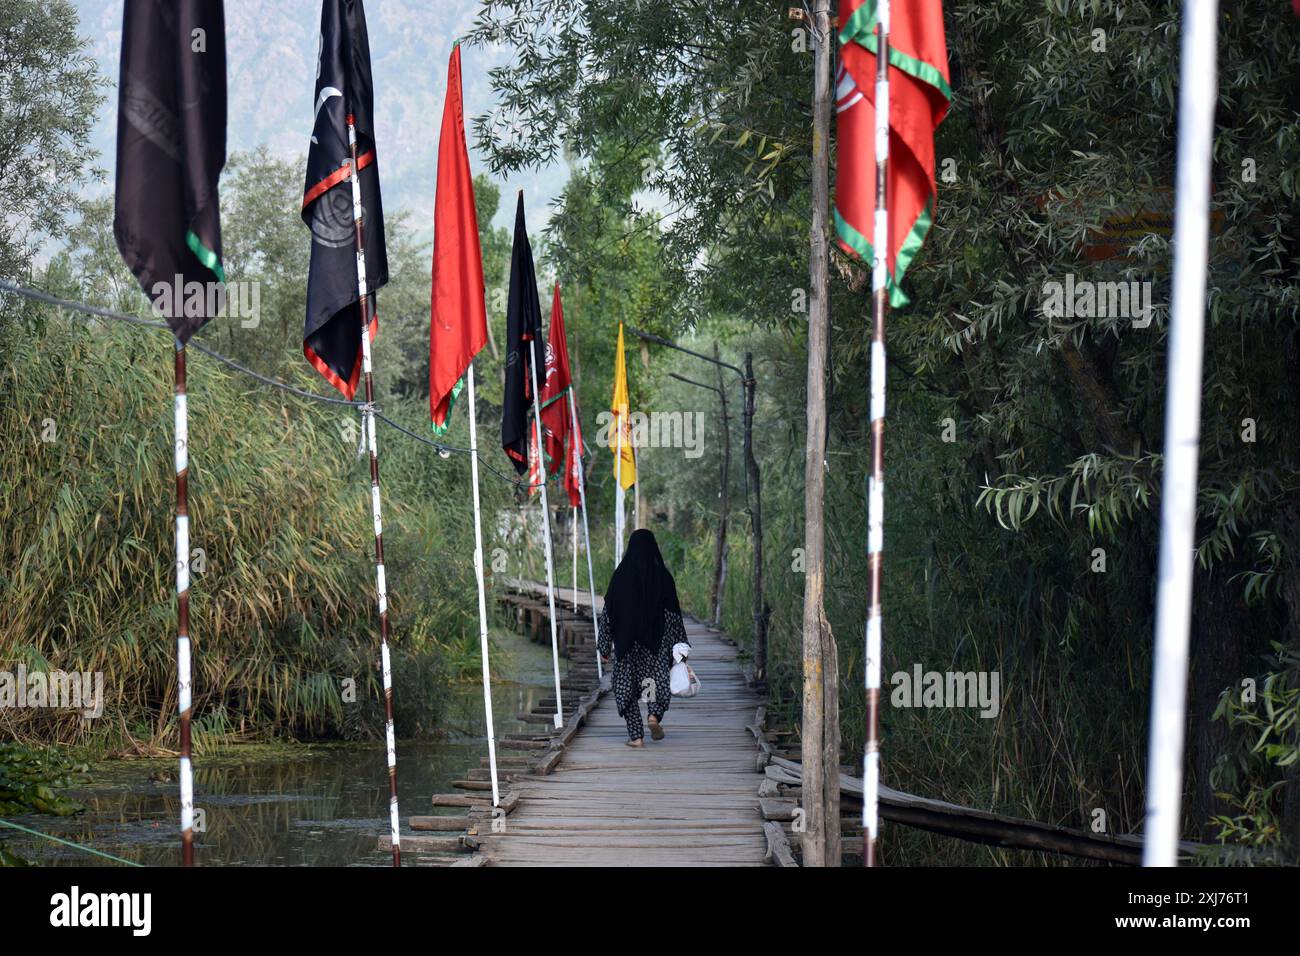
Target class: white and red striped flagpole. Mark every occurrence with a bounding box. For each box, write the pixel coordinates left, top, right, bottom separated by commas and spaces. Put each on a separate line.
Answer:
863, 0, 891, 869
1143, 0, 1219, 868
174, 340, 195, 866
528, 338, 565, 727
567, 388, 602, 679
346, 113, 401, 866
465, 364, 501, 806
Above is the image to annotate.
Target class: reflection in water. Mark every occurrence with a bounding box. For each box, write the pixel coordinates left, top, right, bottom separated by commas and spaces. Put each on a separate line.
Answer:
9, 633, 554, 867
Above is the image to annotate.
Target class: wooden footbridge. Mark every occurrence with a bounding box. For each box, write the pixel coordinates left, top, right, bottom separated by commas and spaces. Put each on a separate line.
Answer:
384, 580, 1224, 866
384, 579, 802, 866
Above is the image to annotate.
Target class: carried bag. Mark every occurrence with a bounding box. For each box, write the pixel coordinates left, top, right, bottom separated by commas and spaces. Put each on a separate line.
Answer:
670, 642, 701, 697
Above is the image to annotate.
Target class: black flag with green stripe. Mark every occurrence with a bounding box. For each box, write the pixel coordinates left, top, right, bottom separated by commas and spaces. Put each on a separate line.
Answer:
113, 0, 227, 344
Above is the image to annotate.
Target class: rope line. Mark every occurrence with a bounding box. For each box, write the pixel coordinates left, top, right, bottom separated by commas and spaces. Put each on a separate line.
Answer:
0, 279, 541, 488
0, 817, 146, 867
1, 279, 364, 408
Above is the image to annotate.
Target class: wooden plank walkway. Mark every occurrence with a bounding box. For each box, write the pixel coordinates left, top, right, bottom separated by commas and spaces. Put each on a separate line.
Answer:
479, 589, 770, 867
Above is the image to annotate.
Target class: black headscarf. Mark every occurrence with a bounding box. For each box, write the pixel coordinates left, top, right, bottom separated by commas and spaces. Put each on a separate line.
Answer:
604, 529, 681, 657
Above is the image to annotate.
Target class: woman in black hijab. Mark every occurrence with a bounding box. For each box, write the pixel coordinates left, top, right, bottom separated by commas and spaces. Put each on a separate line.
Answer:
596, 529, 690, 746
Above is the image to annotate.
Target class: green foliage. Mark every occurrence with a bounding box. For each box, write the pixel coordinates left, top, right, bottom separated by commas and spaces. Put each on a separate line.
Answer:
0, 0, 106, 288
467, 0, 1300, 862
0, 743, 86, 816
1212, 643, 1300, 853
1, 153, 526, 751
0, 742, 86, 866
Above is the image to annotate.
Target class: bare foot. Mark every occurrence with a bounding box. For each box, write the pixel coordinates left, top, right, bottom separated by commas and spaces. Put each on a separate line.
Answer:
626, 738, 644, 748
648, 717, 664, 741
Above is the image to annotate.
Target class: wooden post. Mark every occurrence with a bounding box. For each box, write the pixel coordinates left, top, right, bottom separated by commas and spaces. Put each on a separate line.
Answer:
743, 352, 768, 683
711, 343, 731, 627
622, 326, 766, 677
670, 366, 733, 628
800, 0, 842, 867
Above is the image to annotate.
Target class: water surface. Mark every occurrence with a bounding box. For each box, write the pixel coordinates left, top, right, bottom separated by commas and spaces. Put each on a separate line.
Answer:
7, 632, 555, 867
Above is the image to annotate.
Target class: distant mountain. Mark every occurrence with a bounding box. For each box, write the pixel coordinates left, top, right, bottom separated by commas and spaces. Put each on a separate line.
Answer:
72, 0, 569, 235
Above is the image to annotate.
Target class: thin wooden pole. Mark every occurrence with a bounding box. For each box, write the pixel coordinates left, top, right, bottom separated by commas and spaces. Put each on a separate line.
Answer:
346, 113, 400, 866
529, 338, 565, 727
667, 367, 731, 627
466, 365, 501, 807
567, 389, 602, 679
623, 325, 767, 676
712, 343, 731, 627
863, 0, 892, 870
1144, 0, 1219, 868
800, 0, 839, 867
743, 352, 768, 684
174, 341, 194, 867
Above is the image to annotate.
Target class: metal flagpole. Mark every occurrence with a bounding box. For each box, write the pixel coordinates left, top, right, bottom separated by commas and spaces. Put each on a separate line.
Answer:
529, 338, 565, 727
863, 0, 891, 869
567, 389, 602, 679
1143, 0, 1219, 868
465, 365, 500, 806
572, 507, 578, 612
346, 113, 401, 866
174, 341, 195, 867
615, 409, 625, 563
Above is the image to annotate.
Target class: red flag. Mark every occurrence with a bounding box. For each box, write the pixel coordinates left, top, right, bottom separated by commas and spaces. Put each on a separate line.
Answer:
526, 425, 543, 496
539, 283, 572, 473
429, 43, 488, 432
835, 1, 951, 307
563, 403, 585, 508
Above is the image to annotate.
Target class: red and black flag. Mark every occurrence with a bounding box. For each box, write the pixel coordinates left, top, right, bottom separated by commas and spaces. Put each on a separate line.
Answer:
113, 0, 227, 344
301, 0, 387, 398
539, 283, 572, 474
501, 193, 542, 474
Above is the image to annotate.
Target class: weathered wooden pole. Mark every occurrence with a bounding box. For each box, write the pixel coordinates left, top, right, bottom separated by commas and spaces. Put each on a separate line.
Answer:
669, 366, 732, 627
800, 0, 842, 867
743, 351, 768, 683
710, 343, 731, 627
624, 325, 767, 677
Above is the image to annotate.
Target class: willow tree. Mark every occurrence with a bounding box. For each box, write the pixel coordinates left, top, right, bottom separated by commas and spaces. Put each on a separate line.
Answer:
466, 0, 1300, 859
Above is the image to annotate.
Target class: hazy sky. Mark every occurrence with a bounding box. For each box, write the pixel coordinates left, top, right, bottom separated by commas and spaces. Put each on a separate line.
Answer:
71, 0, 569, 235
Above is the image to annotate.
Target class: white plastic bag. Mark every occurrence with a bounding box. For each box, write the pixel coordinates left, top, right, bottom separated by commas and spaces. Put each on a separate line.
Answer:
670, 642, 701, 697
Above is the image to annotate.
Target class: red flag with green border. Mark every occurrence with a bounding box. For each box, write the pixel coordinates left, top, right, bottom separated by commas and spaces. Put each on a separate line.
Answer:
835, 0, 951, 307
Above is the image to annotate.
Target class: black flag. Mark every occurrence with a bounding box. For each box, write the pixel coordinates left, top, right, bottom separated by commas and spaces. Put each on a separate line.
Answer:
302, 0, 388, 398
113, 0, 227, 345
501, 194, 542, 474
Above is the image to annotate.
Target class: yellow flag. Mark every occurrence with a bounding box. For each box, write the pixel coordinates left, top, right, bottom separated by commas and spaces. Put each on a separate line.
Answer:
610, 323, 636, 489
